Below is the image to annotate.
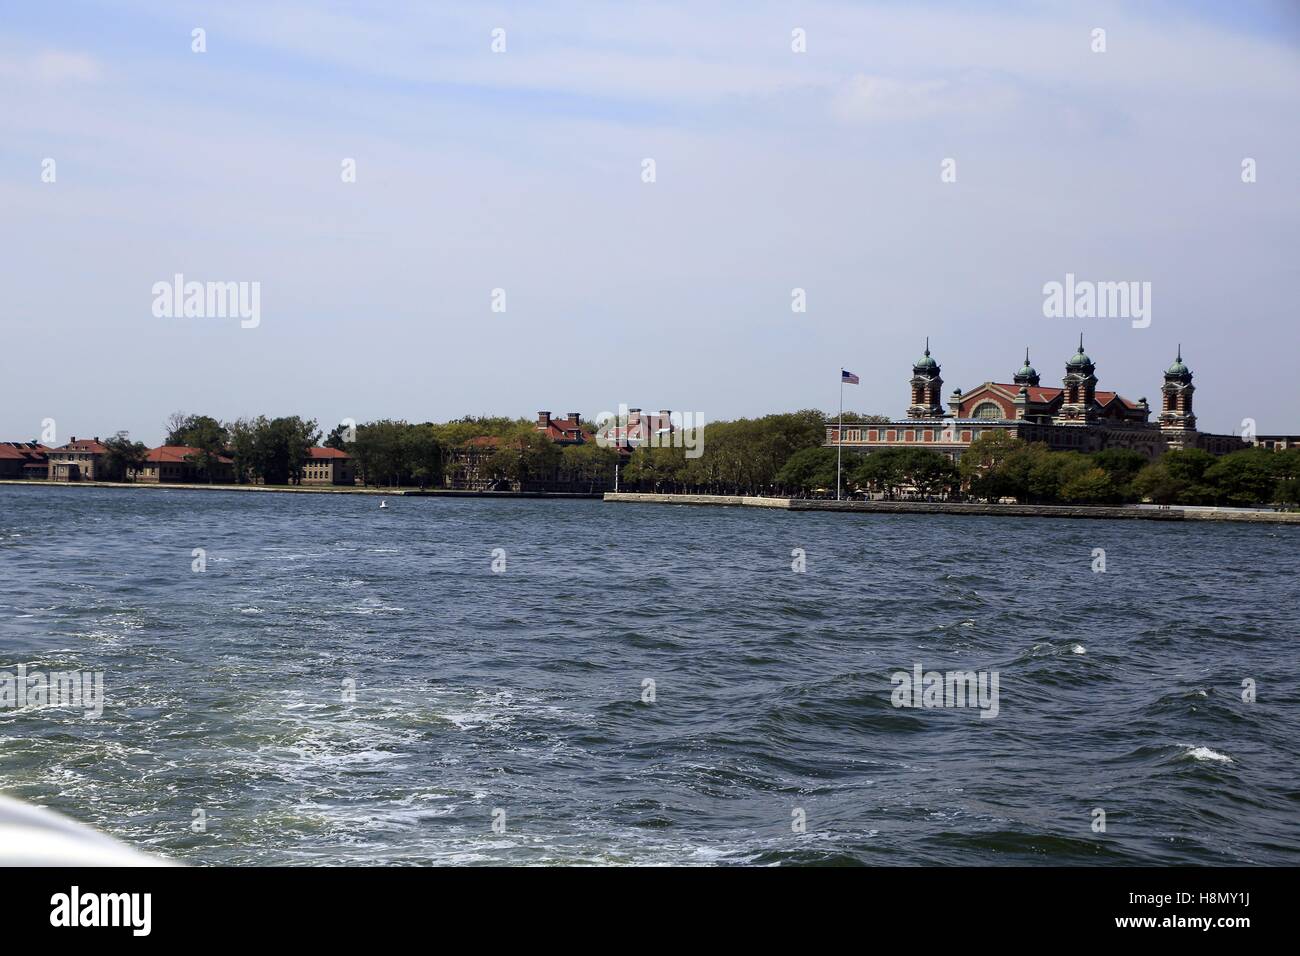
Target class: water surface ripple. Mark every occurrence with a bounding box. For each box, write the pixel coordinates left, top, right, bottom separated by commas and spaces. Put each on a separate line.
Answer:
1, 487, 1297, 865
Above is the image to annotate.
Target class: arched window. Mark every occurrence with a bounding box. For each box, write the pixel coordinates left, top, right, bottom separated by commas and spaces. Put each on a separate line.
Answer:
972, 401, 1004, 420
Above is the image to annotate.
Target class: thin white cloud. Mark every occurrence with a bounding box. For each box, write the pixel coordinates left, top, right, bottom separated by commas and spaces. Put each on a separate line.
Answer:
0, 49, 103, 84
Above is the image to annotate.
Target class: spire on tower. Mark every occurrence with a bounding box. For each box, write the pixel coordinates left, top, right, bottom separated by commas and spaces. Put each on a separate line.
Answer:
1015, 346, 1040, 386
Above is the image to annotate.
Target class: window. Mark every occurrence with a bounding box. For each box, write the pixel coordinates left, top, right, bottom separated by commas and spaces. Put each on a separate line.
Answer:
972, 401, 1003, 420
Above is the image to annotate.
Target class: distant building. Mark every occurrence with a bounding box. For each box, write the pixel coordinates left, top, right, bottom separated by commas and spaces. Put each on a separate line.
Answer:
445, 436, 503, 490
129, 446, 235, 483
827, 339, 1248, 461
1252, 435, 1300, 451
302, 447, 355, 485
535, 411, 586, 444
442, 410, 617, 492
601, 408, 676, 455
0, 442, 49, 480
46, 437, 110, 481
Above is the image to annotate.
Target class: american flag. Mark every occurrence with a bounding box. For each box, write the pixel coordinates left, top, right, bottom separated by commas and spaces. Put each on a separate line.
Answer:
841, 369, 860, 385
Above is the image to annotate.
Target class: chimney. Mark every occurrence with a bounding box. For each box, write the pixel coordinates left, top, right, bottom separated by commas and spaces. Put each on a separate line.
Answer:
537, 411, 551, 428
658, 410, 672, 431
70, 436, 76, 442
567, 412, 581, 425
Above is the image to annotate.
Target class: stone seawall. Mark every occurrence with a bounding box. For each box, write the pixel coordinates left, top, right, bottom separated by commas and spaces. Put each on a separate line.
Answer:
603, 492, 1300, 525
0, 480, 601, 499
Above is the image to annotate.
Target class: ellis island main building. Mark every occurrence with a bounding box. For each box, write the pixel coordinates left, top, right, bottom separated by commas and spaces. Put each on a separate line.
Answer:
826, 338, 1245, 461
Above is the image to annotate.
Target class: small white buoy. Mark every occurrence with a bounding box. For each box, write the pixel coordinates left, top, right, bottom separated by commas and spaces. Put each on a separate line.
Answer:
379, 499, 388, 509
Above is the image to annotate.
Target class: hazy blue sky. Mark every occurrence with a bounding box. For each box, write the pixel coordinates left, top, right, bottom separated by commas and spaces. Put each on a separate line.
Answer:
2, 0, 1297, 443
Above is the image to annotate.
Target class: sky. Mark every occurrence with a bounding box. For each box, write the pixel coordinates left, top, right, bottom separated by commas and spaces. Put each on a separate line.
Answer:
1, 0, 1298, 444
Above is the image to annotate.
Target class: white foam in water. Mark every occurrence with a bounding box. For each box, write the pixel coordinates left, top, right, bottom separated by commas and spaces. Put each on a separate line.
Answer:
1183, 746, 1232, 764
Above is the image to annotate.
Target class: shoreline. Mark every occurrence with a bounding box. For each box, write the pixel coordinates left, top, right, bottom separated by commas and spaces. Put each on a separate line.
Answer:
602, 492, 1300, 525
0, 480, 601, 500
5, 481, 1296, 522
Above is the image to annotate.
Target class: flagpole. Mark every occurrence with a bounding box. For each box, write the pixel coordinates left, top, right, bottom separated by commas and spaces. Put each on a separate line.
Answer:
837, 371, 843, 501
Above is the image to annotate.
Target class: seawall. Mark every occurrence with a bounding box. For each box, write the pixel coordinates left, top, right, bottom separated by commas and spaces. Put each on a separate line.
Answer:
0, 480, 601, 500
602, 492, 1300, 525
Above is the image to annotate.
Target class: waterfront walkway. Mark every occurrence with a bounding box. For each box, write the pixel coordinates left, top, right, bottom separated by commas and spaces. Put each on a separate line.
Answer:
603, 492, 1300, 524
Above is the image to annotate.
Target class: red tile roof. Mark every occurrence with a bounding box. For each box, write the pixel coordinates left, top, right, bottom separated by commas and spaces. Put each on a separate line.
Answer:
145, 445, 234, 464
539, 416, 585, 442
308, 446, 350, 459
606, 413, 674, 444
988, 383, 1139, 409
1096, 391, 1142, 409
57, 438, 108, 454
1, 442, 50, 463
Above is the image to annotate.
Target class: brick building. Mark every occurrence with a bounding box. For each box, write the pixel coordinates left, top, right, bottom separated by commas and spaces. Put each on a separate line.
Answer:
302, 446, 356, 485
827, 339, 1248, 461
129, 446, 235, 483
1252, 435, 1300, 451
0, 442, 49, 480
599, 408, 676, 454
46, 437, 110, 481
535, 411, 585, 444
444, 435, 503, 490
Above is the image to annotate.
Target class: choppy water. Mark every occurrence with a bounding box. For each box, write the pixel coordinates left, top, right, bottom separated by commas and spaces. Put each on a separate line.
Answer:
1, 485, 1297, 865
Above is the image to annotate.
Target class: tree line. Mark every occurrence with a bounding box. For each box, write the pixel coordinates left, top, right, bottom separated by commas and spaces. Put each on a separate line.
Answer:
952, 432, 1300, 506
618, 421, 1300, 507
101, 413, 325, 484
343, 417, 620, 490
90, 410, 1300, 506
99, 412, 622, 490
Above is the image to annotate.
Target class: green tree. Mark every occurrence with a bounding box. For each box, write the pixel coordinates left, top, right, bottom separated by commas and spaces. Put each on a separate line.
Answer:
1271, 448, 1300, 507
100, 431, 149, 481
227, 417, 262, 484
401, 424, 442, 490
251, 416, 319, 485
1161, 448, 1218, 504
560, 442, 619, 492
181, 416, 231, 483
164, 413, 226, 447
1131, 461, 1186, 505
324, 422, 352, 451
958, 431, 1023, 500
1204, 448, 1282, 506
851, 447, 907, 497
1090, 448, 1149, 496
488, 426, 562, 489
352, 420, 409, 487
1058, 464, 1117, 503
899, 447, 960, 498
775, 446, 839, 493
